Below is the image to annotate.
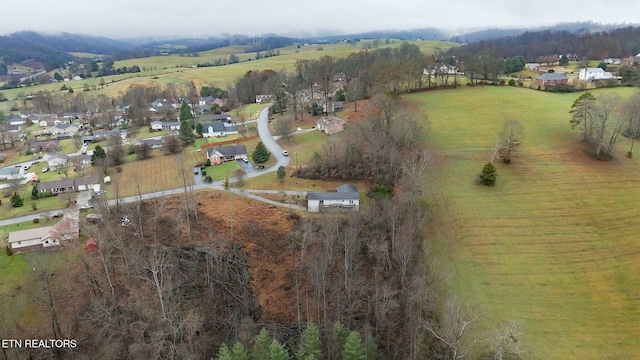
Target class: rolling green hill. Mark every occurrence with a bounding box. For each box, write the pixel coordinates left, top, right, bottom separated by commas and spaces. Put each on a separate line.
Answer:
407, 86, 640, 359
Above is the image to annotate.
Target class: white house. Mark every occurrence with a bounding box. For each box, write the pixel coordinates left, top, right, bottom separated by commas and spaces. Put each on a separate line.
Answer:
424, 64, 459, 75
255, 94, 274, 103
8, 226, 60, 253
201, 122, 239, 138
579, 67, 614, 81
39, 118, 62, 127
603, 58, 621, 65
50, 123, 81, 136
307, 184, 360, 212
150, 121, 164, 131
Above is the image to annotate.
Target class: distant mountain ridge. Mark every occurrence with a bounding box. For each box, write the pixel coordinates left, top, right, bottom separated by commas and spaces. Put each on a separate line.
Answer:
0, 36, 73, 71
1, 22, 639, 73
9, 31, 134, 54
452, 21, 639, 43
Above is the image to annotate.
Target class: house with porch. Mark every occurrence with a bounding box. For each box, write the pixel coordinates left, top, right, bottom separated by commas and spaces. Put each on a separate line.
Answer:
307, 184, 360, 212
206, 145, 247, 165
37, 175, 100, 194
201, 122, 239, 138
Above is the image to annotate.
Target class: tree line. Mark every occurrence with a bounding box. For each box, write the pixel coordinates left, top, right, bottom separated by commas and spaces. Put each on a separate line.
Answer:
448, 26, 640, 63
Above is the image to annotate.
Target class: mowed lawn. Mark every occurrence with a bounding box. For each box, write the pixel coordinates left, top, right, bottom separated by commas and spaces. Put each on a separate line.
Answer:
407, 86, 640, 360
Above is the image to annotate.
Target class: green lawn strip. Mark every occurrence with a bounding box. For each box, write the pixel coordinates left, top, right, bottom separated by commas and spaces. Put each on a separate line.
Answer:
202, 161, 239, 181
277, 130, 334, 168
0, 249, 72, 334
0, 184, 70, 220
407, 86, 640, 359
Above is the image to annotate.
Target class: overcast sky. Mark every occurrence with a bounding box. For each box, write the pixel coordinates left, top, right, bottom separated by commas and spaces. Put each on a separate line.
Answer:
1, 0, 640, 39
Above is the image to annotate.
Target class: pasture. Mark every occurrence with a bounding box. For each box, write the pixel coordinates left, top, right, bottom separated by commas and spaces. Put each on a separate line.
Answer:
407, 86, 640, 359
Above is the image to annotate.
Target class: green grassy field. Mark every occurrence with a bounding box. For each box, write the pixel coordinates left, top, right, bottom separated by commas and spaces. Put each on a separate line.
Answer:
406, 86, 640, 359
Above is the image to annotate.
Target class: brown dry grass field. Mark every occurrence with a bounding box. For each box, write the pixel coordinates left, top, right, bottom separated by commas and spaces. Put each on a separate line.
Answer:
107, 149, 205, 198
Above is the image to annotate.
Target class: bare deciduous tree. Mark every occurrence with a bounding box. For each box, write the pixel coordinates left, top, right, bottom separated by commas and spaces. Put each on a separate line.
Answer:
485, 321, 526, 360
425, 297, 482, 360
498, 120, 523, 164
620, 92, 640, 157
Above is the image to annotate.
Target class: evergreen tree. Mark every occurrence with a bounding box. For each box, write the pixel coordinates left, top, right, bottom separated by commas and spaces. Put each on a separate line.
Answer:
480, 162, 498, 186
251, 141, 270, 164
179, 120, 195, 146
363, 334, 382, 360
297, 322, 322, 360
332, 322, 349, 360
277, 166, 286, 182
91, 145, 107, 165
231, 342, 248, 360
252, 328, 271, 360
559, 55, 569, 66
31, 185, 38, 198
342, 331, 365, 360
268, 339, 289, 360
216, 344, 232, 360
10, 192, 23, 208
195, 122, 203, 136
179, 101, 193, 121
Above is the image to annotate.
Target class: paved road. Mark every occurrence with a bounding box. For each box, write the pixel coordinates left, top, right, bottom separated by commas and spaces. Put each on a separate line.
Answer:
0, 107, 305, 226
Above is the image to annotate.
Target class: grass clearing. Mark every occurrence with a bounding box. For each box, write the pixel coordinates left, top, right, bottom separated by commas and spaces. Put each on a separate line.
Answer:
407, 86, 640, 359
277, 130, 334, 167
107, 149, 205, 198
0, 184, 70, 220
202, 161, 240, 181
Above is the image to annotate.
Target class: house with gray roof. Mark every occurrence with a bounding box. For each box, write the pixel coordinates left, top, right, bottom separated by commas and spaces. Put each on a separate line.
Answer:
0, 166, 21, 180
199, 114, 233, 123
534, 73, 569, 87
37, 175, 100, 194
201, 122, 239, 138
50, 123, 81, 136
29, 140, 60, 153
206, 145, 247, 165
136, 138, 163, 149
307, 184, 360, 212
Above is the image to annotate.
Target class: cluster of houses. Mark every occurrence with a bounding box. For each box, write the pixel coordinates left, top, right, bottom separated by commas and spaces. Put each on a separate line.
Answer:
149, 96, 226, 119
150, 113, 238, 138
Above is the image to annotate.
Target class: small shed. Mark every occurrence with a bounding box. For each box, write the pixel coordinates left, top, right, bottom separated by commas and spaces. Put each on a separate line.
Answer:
85, 238, 99, 253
